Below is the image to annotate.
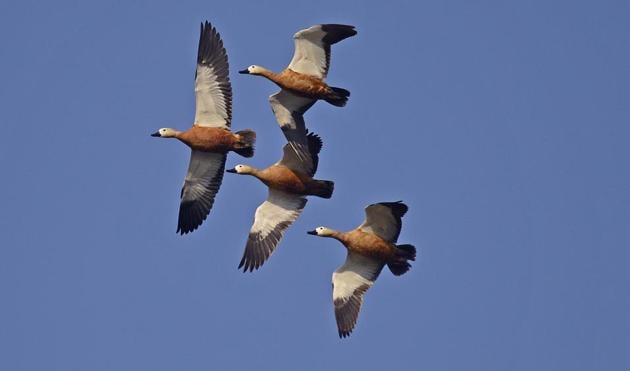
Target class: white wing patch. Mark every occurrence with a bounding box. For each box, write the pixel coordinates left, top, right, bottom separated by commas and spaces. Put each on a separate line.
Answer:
194, 22, 232, 128
194, 66, 231, 127
288, 25, 329, 78
287, 24, 357, 79
358, 202, 408, 243
269, 90, 315, 146
332, 253, 384, 337
238, 190, 307, 272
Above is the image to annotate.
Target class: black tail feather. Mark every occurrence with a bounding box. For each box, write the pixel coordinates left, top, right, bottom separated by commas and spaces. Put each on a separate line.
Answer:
387, 244, 416, 276
325, 87, 350, 107
396, 244, 416, 261
234, 129, 256, 158
312, 180, 334, 199
388, 261, 411, 276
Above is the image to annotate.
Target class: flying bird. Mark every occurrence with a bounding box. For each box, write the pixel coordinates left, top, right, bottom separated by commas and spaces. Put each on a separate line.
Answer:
227, 133, 333, 272
239, 24, 357, 150
151, 21, 256, 234
307, 201, 416, 338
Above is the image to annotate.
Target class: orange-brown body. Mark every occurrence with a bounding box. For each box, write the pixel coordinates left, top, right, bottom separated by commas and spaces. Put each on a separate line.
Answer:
176, 125, 241, 152
261, 69, 334, 100
335, 229, 399, 262
255, 165, 325, 196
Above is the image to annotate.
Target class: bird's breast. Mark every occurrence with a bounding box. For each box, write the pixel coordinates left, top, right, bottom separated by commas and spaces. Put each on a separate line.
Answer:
276, 69, 329, 98
178, 126, 236, 152
343, 230, 396, 261
258, 166, 309, 194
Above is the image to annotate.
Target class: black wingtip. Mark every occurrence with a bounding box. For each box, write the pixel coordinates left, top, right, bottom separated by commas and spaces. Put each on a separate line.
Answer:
321, 24, 358, 45
177, 219, 200, 235
177, 225, 197, 235
338, 329, 352, 338
238, 256, 259, 273
305, 131, 323, 155
197, 20, 226, 68
375, 201, 408, 218
304, 130, 324, 174
177, 198, 214, 235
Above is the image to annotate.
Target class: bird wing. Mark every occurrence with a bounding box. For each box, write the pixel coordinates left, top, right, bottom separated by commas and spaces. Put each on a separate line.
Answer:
177, 150, 226, 234
194, 21, 232, 128
238, 190, 307, 272
358, 201, 408, 243
276, 131, 323, 176
287, 24, 357, 79
332, 252, 384, 338
269, 90, 316, 156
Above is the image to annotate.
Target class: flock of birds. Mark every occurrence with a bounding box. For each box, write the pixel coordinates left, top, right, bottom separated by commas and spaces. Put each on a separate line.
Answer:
151, 21, 416, 338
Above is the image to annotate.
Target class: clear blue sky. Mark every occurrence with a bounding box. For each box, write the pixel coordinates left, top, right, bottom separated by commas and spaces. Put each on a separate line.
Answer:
1, 0, 629, 370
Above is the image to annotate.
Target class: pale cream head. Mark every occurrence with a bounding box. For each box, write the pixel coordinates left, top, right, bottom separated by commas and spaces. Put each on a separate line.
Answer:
226, 164, 256, 175
239, 65, 267, 75
308, 226, 337, 237
151, 128, 178, 138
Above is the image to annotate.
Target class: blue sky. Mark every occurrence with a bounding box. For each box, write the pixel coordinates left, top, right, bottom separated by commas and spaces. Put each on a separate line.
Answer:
1, 0, 629, 369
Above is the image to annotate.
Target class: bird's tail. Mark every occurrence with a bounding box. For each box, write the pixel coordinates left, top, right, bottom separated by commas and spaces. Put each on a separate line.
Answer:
311, 179, 334, 199
387, 244, 416, 276
324, 87, 350, 107
234, 129, 256, 158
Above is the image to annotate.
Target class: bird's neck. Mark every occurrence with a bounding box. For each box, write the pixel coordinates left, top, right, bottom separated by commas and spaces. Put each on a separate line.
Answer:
328, 230, 345, 243
258, 68, 280, 83
245, 167, 261, 178
170, 129, 189, 144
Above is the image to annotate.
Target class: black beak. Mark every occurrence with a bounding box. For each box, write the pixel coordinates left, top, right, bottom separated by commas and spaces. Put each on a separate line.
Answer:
238, 69, 249, 74
306, 230, 318, 235
150, 131, 161, 137
226, 168, 237, 173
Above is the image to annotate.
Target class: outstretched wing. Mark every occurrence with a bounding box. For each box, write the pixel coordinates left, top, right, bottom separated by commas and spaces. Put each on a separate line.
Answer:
332, 252, 384, 338
288, 24, 357, 79
358, 201, 408, 243
194, 21, 232, 128
269, 90, 316, 152
177, 151, 226, 234
277, 131, 323, 176
238, 190, 307, 272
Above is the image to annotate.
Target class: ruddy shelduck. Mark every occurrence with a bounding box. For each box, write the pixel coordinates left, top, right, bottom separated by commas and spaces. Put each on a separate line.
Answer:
307, 201, 416, 338
226, 133, 334, 272
240, 24, 356, 161
151, 21, 256, 234
239, 24, 356, 147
